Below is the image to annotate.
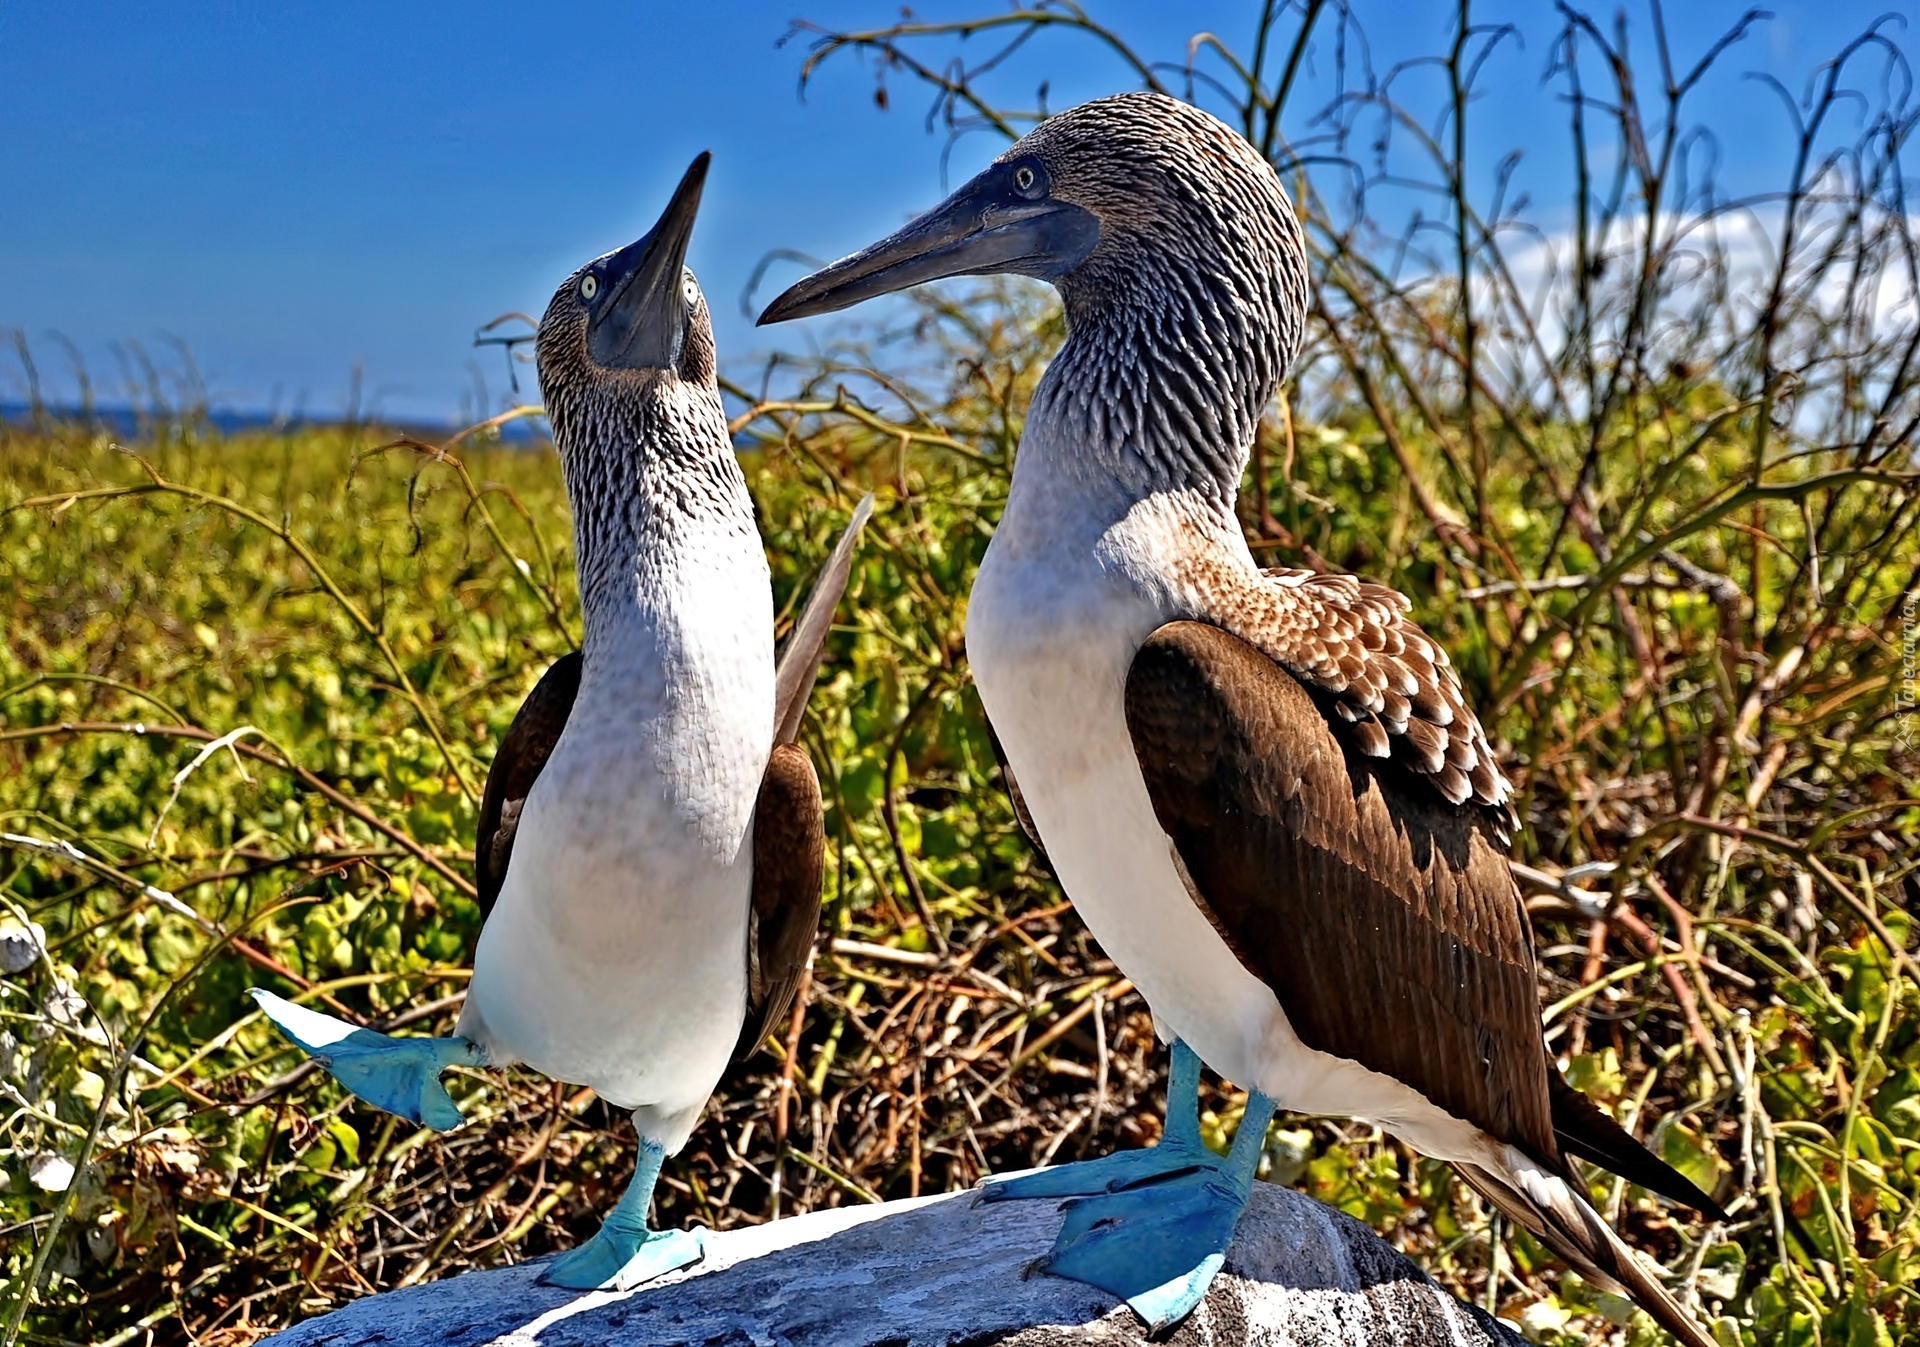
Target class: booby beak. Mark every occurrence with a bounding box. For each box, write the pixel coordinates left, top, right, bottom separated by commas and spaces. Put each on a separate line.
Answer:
756, 160, 1099, 325
588, 152, 709, 370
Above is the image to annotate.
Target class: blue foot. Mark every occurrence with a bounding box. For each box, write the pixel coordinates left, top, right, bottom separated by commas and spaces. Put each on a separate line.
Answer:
987, 1040, 1277, 1333
250, 988, 482, 1131
539, 1133, 705, 1291
1043, 1155, 1259, 1331
541, 1225, 703, 1291
981, 1038, 1211, 1204
979, 1130, 1220, 1202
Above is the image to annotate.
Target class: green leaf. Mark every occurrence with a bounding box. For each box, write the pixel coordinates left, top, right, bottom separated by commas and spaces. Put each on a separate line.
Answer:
326, 1117, 360, 1167
1565, 1048, 1625, 1102
1659, 1122, 1725, 1200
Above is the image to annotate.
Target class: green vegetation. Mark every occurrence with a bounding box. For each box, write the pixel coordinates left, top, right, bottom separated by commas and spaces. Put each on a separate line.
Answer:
4, 4, 1918, 1345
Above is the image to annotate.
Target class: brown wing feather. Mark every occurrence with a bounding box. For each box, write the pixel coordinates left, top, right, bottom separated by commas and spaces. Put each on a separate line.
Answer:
734, 743, 825, 1061
732, 499, 866, 1057
1177, 560, 1512, 820
474, 651, 582, 921
1125, 621, 1556, 1162
732, 499, 867, 1057
773, 495, 873, 746
1456, 1161, 1718, 1347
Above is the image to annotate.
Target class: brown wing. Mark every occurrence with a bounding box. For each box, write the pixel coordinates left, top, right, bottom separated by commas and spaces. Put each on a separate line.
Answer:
731, 498, 870, 1059
733, 743, 825, 1060
474, 651, 582, 920
1124, 620, 1556, 1162
1178, 561, 1511, 818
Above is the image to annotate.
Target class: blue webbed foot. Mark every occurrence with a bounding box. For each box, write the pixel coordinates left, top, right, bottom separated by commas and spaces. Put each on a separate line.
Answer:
986, 1039, 1277, 1332
540, 1225, 704, 1291
250, 988, 482, 1132
980, 1037, 1213, 1205
539, 1133, 705, 1291
1041, 1153, 1259, 1331
979, 1132, 1220, 1202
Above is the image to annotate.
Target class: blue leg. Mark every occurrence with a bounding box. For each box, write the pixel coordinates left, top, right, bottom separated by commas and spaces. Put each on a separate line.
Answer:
540, 1134, 705, 1291
251, 988, 483, 1132
986, 1039, 1280, 1332
980, 1037, 1206, 1202
1055, 1089, 1277, 1330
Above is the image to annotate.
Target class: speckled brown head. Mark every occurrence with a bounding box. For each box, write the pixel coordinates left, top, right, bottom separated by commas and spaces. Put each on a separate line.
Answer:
534, 153, 753, 613
757, 94, 1309, 494
536, 152, 720, 469
759, 94, 1302, 332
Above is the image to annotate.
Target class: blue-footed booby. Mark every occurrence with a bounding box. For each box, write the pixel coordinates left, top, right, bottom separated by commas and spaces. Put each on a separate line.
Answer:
761, 94, 1726, 1343
252, 154, 871, 1291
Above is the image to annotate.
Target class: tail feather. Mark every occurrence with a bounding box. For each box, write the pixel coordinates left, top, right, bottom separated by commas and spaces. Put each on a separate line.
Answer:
773, 494, 874, 745
1550, 1071, 1731, 1221
1457, 1156, 1717, 1347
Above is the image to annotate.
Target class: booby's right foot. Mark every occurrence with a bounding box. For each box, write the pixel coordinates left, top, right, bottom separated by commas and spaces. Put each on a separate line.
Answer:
250, 989, 482, 1131
1024, 1090, 1277, 1332
978, 1040, 1276, 1331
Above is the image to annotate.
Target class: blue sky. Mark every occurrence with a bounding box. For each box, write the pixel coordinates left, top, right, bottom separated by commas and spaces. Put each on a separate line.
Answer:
1, 1, 1905, 423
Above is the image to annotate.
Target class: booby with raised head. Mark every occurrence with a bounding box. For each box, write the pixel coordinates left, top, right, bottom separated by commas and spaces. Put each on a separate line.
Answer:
761, 94, 1727, 1343
253, 153, 871, 1291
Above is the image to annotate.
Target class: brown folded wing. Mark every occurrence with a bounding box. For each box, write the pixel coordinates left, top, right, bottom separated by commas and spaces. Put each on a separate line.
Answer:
733, 496, 871, 1059
1124, 620, 1557, 1163
474, 651, 583, 921
734, 744, 826, 1060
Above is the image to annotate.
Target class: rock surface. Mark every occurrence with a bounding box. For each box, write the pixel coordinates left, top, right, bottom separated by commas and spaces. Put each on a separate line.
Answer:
269, 1181, 1521, 1347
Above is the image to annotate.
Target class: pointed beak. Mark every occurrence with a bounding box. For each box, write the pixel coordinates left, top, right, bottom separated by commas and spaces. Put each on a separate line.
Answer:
757, 161, 1099, 325
588, 152, 709, 370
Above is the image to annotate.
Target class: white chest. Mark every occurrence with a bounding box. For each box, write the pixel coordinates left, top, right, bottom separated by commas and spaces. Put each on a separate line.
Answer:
460, 524, 773, 1131
969, 488, 1289, 1087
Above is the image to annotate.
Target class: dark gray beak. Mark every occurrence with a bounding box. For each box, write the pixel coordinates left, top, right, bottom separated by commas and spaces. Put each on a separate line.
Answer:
588, 152, 709, 369
757, 159, 1098, 325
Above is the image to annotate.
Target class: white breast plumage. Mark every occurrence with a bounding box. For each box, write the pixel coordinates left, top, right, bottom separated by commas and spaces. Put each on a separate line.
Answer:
461, 518, 772, 1148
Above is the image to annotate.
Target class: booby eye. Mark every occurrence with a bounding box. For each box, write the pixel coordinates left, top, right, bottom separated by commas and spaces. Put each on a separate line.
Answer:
579, 274, 599, 301
1012, 163, 1040, 196
683, 274, 699, 305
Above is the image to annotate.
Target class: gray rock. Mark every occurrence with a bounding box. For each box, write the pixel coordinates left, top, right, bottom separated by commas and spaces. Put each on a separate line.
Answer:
269, 1182, 1521, 1347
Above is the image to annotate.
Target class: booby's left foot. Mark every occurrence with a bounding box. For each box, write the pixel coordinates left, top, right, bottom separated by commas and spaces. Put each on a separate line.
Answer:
981, 1038, 1210, 1205
539, 1136, 706, 1291
250, 989, 483, 1131
541, 1225, 704, 1291
1040, 1104, 1268, 1333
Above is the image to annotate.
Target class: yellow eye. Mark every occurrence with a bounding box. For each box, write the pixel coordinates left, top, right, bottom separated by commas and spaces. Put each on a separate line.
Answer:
579, 274, 599, 300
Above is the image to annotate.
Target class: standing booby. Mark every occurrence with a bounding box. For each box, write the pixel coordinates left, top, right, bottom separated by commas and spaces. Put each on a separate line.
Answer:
252, 154, 871, 1291
760, 94, 1726, 1343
